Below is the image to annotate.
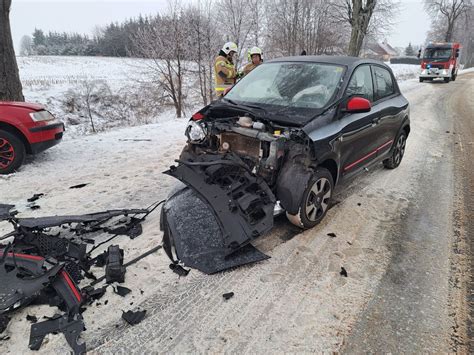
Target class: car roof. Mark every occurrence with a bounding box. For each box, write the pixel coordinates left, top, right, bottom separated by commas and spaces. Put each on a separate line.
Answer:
266, 55, 389, 69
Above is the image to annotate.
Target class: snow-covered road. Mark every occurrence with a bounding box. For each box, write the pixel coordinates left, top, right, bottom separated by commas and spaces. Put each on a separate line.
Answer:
1, 72, 473, 353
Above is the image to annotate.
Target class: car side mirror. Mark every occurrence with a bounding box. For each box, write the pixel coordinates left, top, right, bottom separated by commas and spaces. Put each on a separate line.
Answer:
345, 97, 371, 113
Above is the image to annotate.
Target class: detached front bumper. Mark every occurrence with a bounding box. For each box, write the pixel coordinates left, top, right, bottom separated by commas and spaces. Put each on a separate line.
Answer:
161, 152, 276, 274
419, 68, 452, 79
28, 121, 64, 154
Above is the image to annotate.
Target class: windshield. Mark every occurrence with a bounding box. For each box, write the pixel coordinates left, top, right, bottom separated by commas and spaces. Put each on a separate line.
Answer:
226, 62, 345, 109
423, 48, 452, 60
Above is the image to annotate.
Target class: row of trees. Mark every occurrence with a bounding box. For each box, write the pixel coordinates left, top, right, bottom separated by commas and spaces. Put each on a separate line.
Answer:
20, 17, 152, 57
126, 0, 399, 117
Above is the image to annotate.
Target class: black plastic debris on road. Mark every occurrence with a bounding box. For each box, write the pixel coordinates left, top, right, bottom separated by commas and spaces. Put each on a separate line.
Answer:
105, 245, 126, 283
223, 292, 234, 300
27, 203, 41, 210
29, 313, 86, 354
340, 267, 348, 277
0, 200, 162, 354
327, 233, 337, 238
82, 286, 108, 303
27, 194, 44, 203
26, 315, 38, 323
0, 315, 10, 334
0, 204, 15, 221
122, 310, 146, 325
113, 285, 132, 297
162, 187, 270, 274
169, 263, 190, 277
69, 183, 88, 189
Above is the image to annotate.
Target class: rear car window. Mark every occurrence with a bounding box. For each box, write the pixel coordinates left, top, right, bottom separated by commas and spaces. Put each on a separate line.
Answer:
373, 66, 395, 100
346, 65, 374, 102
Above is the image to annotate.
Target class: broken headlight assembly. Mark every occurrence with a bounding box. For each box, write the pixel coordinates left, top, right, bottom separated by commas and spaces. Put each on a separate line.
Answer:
185, 120, 207, 143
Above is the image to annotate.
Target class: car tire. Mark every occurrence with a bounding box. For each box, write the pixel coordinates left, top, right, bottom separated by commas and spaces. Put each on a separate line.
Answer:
444, 77, 450, 83
286, 168, 334, 229
383, 131, 407, 170
452, 73, 457, 81
419, 78, 424, 82
0, 130, 26, 174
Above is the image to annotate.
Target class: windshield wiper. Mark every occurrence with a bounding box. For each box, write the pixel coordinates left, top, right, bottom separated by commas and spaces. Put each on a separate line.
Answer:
222, 98, 269, 117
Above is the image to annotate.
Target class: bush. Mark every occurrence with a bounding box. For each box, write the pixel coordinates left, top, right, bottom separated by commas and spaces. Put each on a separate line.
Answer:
390, 56, 421, 65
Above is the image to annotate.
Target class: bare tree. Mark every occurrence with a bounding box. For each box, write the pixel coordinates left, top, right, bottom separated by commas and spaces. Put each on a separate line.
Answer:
81, 80, 98, 133
187, 1, 220, 105
330, 0, 398, 56
345, 0, 377, 56
0, 0, 24, 101
132, 2, 188, 118
424, 0, 471, 42
216, 0, 254, 66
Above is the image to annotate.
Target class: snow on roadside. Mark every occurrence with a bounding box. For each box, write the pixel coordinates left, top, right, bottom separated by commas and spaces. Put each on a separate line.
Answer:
0, 113, 188, 354
387, 63, 420, 81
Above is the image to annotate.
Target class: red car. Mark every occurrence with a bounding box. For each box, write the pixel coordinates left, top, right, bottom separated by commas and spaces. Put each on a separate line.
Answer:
0, 102, 64, 174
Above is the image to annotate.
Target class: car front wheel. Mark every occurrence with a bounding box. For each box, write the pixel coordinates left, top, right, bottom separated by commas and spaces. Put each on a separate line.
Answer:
286, 168, 334, 229
0, 130, 26, 174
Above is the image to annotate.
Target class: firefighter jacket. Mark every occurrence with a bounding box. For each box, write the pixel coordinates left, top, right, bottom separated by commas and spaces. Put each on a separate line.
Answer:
214, 55, 236, 96
242, 62, 258, 77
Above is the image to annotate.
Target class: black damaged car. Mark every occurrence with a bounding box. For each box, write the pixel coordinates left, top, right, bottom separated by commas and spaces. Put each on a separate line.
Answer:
162, 56, 410, 274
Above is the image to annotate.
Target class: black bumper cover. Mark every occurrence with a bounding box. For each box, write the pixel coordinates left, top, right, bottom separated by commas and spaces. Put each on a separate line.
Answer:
162, 153, 276, 274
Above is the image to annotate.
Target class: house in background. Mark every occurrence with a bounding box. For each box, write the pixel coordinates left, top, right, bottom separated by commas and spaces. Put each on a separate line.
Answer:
362, 41, 399, 62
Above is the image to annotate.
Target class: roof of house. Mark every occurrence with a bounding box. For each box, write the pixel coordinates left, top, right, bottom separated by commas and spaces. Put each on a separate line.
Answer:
369, 42, 398, 56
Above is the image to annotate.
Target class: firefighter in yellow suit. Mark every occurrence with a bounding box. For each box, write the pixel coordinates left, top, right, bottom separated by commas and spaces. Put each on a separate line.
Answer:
214, 42, 238, 97
241, 46, 263, 77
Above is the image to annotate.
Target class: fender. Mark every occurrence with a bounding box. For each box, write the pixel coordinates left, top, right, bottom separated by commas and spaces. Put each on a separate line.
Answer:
276, 160, 312, 215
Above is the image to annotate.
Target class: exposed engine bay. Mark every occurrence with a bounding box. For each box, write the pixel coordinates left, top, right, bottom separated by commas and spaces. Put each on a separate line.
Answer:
182, 114, 311, 187
162, 109, 317, 274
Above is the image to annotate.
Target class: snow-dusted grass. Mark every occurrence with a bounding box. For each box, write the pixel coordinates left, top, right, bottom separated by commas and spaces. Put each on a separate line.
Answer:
18, 56, 202, 135
387, 63, 420, 81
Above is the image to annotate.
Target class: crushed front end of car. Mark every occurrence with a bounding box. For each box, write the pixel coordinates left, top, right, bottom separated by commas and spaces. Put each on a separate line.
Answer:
161, 104, 316, 274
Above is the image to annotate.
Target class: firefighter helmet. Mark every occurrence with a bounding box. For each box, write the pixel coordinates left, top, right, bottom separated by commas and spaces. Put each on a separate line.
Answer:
222, 42, 238, 55
248, 46, 263, 61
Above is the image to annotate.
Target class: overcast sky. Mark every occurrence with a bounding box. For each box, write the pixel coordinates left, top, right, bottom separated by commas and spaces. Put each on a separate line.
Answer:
11, 0, 431, 52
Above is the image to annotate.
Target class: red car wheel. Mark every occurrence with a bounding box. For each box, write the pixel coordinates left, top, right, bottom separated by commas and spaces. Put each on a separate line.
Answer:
0, 130, 25, 174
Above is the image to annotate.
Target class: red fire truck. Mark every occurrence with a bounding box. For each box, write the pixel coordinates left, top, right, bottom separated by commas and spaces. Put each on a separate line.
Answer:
419, 42, 461, 83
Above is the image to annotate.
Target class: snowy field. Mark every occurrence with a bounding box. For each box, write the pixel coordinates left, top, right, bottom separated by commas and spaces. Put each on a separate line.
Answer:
18, 56, 202, 135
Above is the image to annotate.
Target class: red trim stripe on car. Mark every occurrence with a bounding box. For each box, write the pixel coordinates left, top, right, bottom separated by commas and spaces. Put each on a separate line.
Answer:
344, 139, 394, 172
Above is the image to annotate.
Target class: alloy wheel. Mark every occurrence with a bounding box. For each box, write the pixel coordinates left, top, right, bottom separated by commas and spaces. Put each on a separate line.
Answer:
0, 138, 15, 170
305, 177, 332, 222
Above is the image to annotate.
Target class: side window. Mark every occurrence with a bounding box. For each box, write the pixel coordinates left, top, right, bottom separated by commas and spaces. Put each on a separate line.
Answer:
346, 65, 373, 102
373, 66, 395, 100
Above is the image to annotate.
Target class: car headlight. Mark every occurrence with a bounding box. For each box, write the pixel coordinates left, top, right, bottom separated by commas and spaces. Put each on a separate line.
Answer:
185, 121, 207, 143
29, 110, 55, 122
441, 69, 447, 75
